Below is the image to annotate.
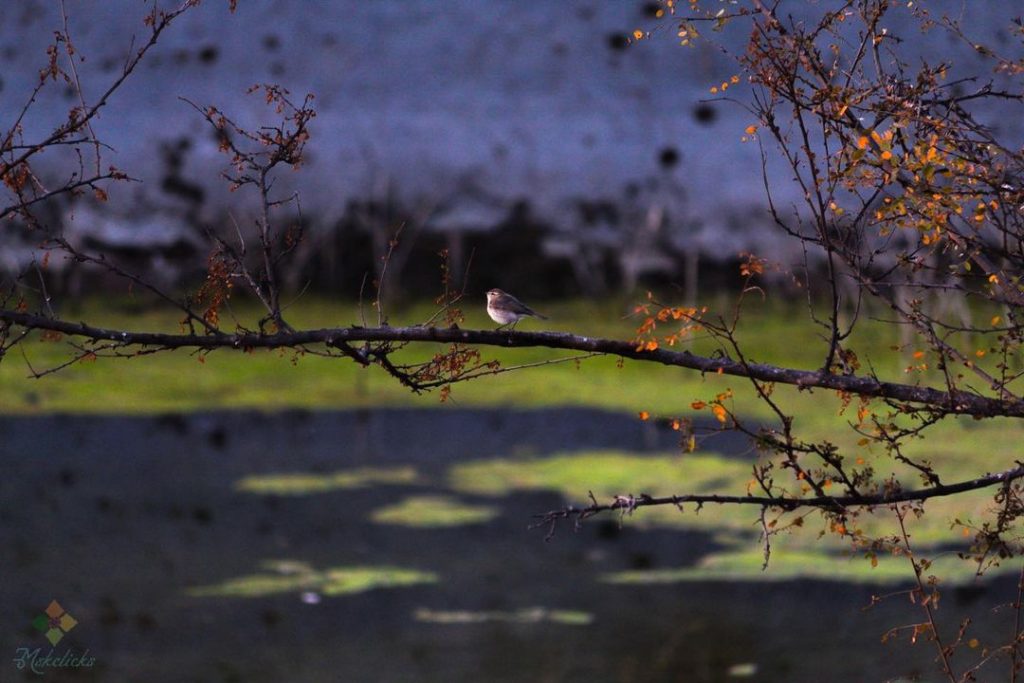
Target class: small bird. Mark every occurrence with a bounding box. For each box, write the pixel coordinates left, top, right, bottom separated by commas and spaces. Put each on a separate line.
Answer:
486, 289, 548, 329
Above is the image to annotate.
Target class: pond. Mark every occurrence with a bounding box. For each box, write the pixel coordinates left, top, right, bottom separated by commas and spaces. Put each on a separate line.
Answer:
0, 409, 1010, 682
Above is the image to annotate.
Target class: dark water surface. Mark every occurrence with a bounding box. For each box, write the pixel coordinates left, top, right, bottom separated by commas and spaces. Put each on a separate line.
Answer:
0, 409, 1010, 682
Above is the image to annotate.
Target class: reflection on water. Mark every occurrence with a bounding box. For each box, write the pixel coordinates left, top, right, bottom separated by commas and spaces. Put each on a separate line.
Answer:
0, 409, 1009, 682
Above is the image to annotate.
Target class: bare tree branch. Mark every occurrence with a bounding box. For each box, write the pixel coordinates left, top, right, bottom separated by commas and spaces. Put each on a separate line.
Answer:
2, 310, 1019, 418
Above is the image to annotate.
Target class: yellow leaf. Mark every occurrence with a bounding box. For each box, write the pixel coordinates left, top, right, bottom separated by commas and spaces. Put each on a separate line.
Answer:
968, 638, 979, 649
857, 136, 868, 149
633, 29, 644, 40
989, 274, 999, 284
638, 411, 650, 421
745, 124, 758, 135
881, 150, 892, 161
991, 315, 1002, 326
711, 404, 727, 424
975, 349, 986, 358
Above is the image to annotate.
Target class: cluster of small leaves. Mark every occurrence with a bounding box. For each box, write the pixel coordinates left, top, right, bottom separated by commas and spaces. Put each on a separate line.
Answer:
632, 291, 707, 352
191, 248, 234, 329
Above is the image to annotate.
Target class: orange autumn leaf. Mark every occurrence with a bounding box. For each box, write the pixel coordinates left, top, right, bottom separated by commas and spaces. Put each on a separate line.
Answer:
691, 400, 706, 410
711, 404, 727, 424
639, 411, 650, 421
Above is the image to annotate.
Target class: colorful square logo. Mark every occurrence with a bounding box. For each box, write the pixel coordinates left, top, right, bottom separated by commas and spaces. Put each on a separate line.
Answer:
30, 600, 77, 646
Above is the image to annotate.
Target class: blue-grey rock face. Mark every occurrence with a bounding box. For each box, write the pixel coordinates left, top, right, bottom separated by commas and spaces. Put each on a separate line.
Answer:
1, 1, 1019, 266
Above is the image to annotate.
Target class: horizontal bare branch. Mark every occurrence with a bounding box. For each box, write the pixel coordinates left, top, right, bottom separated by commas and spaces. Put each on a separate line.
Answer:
534, 462, 1024, 523
3, 310, 1024, 418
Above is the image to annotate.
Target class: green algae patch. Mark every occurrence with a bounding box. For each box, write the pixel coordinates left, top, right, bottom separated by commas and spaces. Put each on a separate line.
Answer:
414, 607, 593, 625
235, 466, 418, 495
188, 560, 438, 598
370, 495, 499, 527
450, 451, 748, 498
601, 548, 1018, 585
449, 450, 753, 531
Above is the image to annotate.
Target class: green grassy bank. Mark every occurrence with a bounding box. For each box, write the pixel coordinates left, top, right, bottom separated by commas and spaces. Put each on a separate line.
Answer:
0, 295, 917, 414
